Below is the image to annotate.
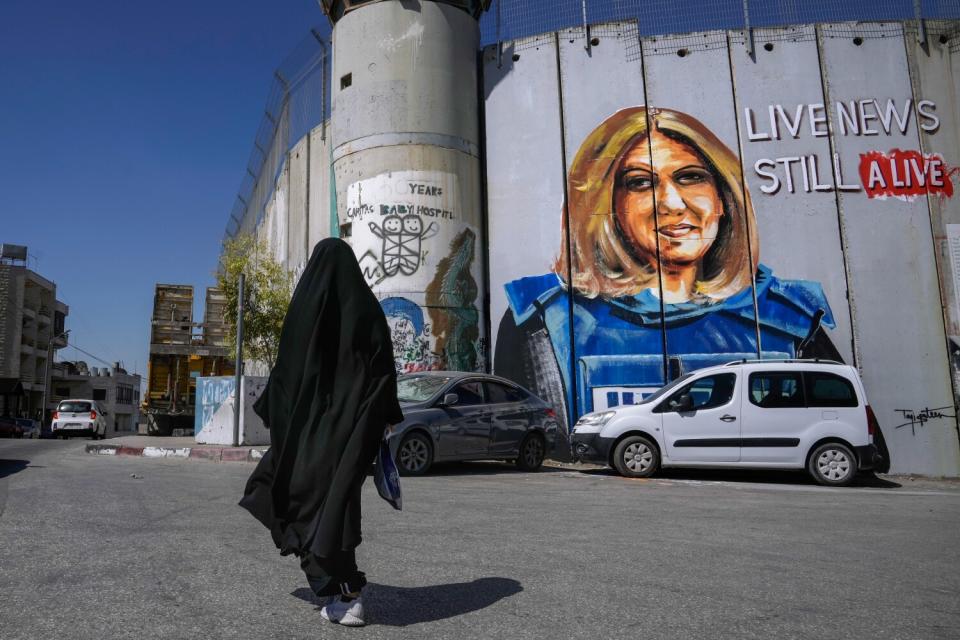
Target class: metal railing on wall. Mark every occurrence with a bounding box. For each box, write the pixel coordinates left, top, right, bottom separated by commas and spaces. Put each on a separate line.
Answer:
480, 0, 960, 46
223, 29, 331, 243
225, 1, 960, 242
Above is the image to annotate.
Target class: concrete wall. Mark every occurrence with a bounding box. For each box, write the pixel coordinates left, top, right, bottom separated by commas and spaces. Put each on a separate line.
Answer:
194, 376, 268, 445
330, 1, 487, 375
484, 20, 960, 476
243, 16, 960, 476
251, 121, 335, 286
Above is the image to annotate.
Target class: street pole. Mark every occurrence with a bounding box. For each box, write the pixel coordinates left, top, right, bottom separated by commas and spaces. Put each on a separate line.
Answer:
40, 330, 69, 427
233, 273, 245, 447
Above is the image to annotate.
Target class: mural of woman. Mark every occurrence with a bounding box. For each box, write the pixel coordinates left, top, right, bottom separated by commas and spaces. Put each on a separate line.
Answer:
495, 107, 841, 429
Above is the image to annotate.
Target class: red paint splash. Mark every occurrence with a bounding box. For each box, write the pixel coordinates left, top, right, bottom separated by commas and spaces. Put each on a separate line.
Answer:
858, 149, 956, 199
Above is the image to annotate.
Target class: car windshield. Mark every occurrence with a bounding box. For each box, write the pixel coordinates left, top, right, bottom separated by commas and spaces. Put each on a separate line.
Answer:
637, 373, 695, 405
397, 375, 452, 403
59, 401, 92, 412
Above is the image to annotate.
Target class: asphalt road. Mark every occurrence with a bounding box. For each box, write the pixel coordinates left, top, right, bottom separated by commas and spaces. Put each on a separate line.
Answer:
1, 438, 959, 640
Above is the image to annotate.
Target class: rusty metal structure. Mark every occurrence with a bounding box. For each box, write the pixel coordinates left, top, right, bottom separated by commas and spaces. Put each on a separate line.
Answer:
143, 284, 234, 435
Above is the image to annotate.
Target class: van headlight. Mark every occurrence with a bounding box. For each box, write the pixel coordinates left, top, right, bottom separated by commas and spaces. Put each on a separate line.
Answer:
574, 410, 616, 432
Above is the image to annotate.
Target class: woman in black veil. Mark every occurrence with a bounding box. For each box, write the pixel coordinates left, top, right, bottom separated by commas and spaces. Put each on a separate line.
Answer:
239, 238, 404, 627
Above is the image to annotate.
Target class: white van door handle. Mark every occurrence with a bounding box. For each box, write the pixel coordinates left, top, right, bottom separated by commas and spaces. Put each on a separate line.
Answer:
719, 415, 737, 422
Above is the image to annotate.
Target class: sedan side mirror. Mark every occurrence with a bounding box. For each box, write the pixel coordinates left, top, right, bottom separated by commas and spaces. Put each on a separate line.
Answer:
441, 393, 459, 407
670, 393, 694, 412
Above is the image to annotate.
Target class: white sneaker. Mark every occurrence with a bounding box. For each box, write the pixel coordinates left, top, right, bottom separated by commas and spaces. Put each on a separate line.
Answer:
320, 594, 365, 627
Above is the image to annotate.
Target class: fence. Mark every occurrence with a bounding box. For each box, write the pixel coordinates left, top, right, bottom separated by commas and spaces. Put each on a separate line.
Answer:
223, 30, 330, 243
225, 0, 960, 241
480, 0, 960, 44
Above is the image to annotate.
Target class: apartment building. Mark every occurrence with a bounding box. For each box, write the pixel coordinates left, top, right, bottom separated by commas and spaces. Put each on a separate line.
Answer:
0, 244, 68, 420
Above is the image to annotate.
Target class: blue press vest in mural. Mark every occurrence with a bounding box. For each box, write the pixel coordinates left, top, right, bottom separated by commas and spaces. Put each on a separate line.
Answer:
504, 264, 836, 417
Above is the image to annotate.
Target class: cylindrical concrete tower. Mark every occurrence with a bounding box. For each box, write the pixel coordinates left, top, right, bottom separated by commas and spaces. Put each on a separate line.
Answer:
321, 0, 488, 374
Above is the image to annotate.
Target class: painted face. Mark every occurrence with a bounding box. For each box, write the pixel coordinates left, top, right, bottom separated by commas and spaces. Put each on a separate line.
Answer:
402, 215, 422, 234
613, 131, 724, 267
383, 216, 403, 233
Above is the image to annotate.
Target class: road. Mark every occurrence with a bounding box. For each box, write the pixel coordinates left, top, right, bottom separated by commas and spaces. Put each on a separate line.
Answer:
1, 438, 959, 639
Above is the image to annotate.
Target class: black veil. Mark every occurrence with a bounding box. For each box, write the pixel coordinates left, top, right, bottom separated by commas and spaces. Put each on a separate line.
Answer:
239, 238, 404, 558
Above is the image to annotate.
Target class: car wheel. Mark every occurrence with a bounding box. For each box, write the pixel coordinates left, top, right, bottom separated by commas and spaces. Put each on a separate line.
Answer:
515, 433, 546, 471
612, 435, 660, 478
808, 442, 857, 486
397, 433, 433, 476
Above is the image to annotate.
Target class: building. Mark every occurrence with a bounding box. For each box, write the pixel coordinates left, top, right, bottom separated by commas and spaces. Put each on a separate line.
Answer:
50, 360, 141, 435
0, 243, 68, 420
143, 285, 234, 435
225, 2, 960, 476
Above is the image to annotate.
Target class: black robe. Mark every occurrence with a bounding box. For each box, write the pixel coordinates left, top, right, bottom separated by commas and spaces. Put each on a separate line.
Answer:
239, 238, 404, 559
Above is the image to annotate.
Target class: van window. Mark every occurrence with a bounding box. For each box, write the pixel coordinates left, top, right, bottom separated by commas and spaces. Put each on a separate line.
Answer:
662, 373, 736, 411
58, 401, 92, 412
804, 372, 858, 407
749, 372, 804, 408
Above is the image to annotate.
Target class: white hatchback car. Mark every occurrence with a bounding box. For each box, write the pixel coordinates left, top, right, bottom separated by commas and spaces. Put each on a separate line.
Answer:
571, 360, 888, 486
51, 399, 108, 440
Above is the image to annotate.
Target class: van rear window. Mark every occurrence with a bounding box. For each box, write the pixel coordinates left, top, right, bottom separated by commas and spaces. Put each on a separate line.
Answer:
804, 373, 858, 407
59, 401, 92, 412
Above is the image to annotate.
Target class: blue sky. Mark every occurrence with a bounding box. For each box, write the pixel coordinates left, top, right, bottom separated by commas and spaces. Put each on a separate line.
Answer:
0, 1, 328, 382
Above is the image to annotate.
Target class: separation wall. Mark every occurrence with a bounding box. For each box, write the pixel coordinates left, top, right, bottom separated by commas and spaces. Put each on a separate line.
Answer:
253, 121, 335, 283
485, 20, 960, 476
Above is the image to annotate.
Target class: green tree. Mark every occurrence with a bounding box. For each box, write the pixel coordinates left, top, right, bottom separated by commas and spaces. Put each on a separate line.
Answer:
216, 234, 293, 371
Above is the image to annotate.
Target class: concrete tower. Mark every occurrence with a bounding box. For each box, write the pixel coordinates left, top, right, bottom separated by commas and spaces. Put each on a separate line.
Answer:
320, 0, 489, 374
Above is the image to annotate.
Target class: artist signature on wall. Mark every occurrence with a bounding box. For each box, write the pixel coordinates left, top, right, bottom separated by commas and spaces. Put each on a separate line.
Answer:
893, 406, 957, 436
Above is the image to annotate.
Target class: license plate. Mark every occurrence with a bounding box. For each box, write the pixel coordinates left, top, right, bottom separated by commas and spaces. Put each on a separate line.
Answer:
64, 423, 82, 428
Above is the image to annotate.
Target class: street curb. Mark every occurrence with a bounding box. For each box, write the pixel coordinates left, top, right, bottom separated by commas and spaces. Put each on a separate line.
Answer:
86, 444, 267, 463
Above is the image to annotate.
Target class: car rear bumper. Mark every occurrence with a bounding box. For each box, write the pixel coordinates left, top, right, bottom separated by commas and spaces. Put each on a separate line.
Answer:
52, 424, 98, 436
855, 444, 884, 471
571, 433, 615, 465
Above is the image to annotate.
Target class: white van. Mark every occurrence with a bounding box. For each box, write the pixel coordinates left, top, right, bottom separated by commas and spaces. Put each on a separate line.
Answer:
571, 361, 887, 486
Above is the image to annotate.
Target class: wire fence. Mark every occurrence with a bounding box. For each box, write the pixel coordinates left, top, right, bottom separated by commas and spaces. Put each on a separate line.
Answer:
480, 0, 960, 44
224, 29, 330, 243
227, 1, 960, 241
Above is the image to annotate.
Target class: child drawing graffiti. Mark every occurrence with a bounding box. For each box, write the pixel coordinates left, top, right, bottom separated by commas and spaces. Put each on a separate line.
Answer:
369, 215, 439, 277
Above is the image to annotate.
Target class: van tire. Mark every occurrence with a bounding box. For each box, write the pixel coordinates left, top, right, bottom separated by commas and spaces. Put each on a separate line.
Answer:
808, 442, 857, 486
612, 435, 660, 478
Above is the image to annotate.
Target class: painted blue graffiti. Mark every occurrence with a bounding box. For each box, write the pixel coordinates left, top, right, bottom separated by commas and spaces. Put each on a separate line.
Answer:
505, 264, 833, 419
195, 377, 234, 433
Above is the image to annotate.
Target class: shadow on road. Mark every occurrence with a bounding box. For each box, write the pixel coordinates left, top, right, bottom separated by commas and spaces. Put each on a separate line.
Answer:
0, 459, 30, 479
577, 467, 902, 489
292, 576, 523, 626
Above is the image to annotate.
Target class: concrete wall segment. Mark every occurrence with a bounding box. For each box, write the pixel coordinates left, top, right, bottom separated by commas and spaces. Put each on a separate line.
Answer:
483, 38, 565, 358
288, 137, 309, 277
331, 0, 480, 151
729, 25, 855, 365
819, 22, 959, 475
308, 126, 333, 254
905, 29, 960, 462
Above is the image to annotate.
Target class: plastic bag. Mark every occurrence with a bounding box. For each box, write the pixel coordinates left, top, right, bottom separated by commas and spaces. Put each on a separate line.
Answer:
374, 437, 402, 511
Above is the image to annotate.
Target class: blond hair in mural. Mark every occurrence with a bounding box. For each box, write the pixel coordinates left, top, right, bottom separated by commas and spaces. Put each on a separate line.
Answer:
555, 106, 759, 300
